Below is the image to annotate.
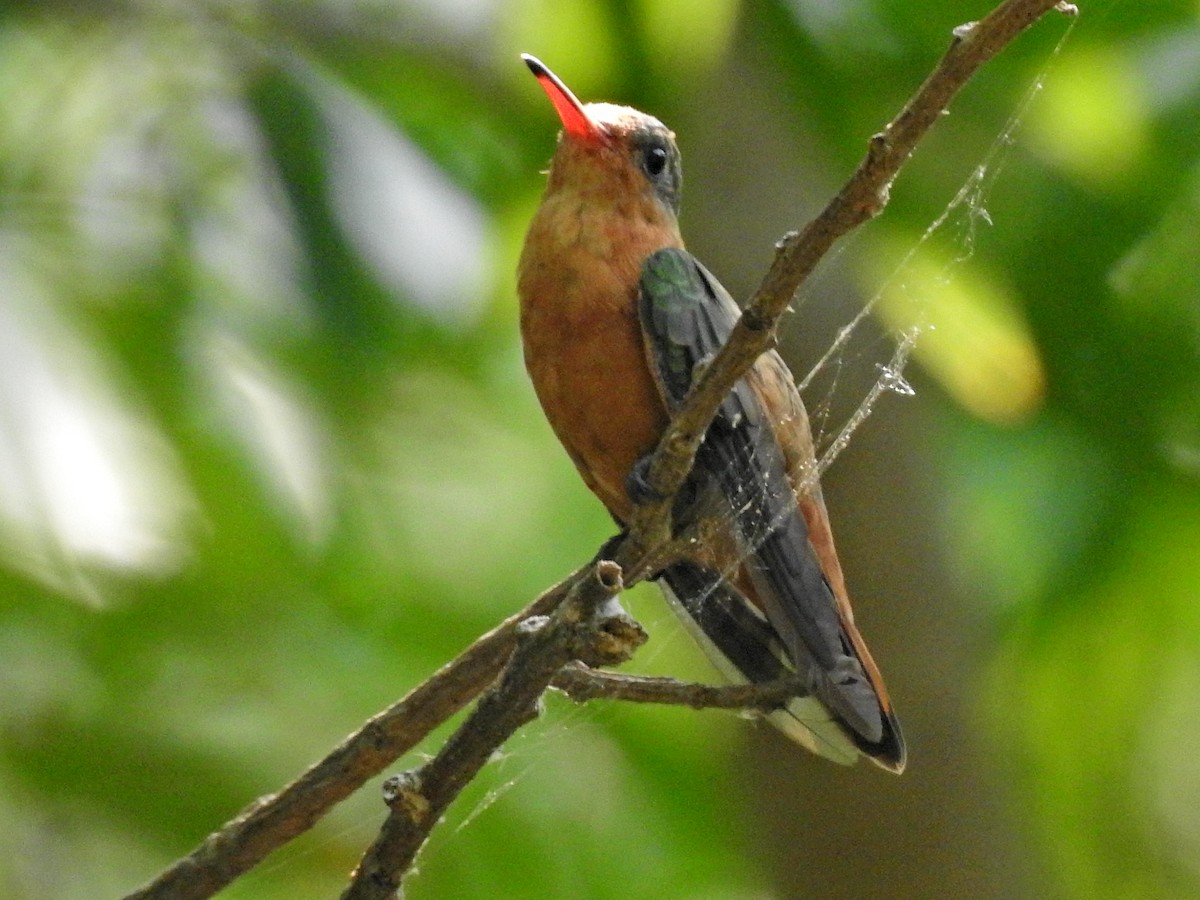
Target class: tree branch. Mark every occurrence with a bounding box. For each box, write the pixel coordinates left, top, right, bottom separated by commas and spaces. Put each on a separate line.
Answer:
341, 562, 641, 899
122, 4, 1071, 898
632, 0, 1069, 529
552, 662, 806, 711
121, 571, 581, 900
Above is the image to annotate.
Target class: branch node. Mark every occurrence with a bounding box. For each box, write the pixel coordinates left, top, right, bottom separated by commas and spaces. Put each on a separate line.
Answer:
579, 607, 648, 668
740, 307, 775, 335
952, 20, 979, 42
382, 771, 429, 825
774, 230, 799, 251
516, 615, 550, 636
595, 559, 624, 592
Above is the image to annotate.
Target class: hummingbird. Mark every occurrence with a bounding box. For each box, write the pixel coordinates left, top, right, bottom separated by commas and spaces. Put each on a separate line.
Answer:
517, 55, 905, 773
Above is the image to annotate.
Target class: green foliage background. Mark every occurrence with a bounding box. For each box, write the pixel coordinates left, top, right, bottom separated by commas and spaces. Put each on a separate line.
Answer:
0, 0, 1197, 897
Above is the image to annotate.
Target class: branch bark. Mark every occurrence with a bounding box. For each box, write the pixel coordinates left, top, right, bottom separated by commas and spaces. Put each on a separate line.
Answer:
122, 3, 1070, 898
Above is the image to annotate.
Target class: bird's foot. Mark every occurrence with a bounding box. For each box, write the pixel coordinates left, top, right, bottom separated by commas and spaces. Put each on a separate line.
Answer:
625, 453, 664, 505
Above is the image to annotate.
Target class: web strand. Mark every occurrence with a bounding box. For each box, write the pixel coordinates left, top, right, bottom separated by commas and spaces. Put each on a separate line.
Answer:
637, 14, 1078, 669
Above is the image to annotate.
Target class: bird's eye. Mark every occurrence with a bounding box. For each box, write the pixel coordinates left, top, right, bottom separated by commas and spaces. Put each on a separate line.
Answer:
634, 132, 681, 214
644, 145, 669, 178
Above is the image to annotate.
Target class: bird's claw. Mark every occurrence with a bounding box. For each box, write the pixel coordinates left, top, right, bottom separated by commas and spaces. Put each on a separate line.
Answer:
625, 454, 665, 505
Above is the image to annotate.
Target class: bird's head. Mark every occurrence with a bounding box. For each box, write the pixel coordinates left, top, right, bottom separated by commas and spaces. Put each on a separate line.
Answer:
523, 54, 682, 220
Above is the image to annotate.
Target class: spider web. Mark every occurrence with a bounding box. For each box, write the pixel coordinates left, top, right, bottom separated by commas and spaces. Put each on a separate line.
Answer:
801, 46, 1064, 481
623, 16, 1077, 710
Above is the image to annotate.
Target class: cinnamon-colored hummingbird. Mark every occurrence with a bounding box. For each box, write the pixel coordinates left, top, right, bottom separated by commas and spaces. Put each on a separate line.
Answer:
517, 55, 905, 772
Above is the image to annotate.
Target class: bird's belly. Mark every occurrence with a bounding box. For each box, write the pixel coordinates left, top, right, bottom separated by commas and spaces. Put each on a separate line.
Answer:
523, 301, 667, 523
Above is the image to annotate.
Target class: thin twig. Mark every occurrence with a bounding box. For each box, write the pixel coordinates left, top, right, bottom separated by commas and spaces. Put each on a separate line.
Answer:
552, 662, 806, 711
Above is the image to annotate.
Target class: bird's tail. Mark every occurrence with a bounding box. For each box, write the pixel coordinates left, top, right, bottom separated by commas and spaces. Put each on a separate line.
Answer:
659, 563, 903, 771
